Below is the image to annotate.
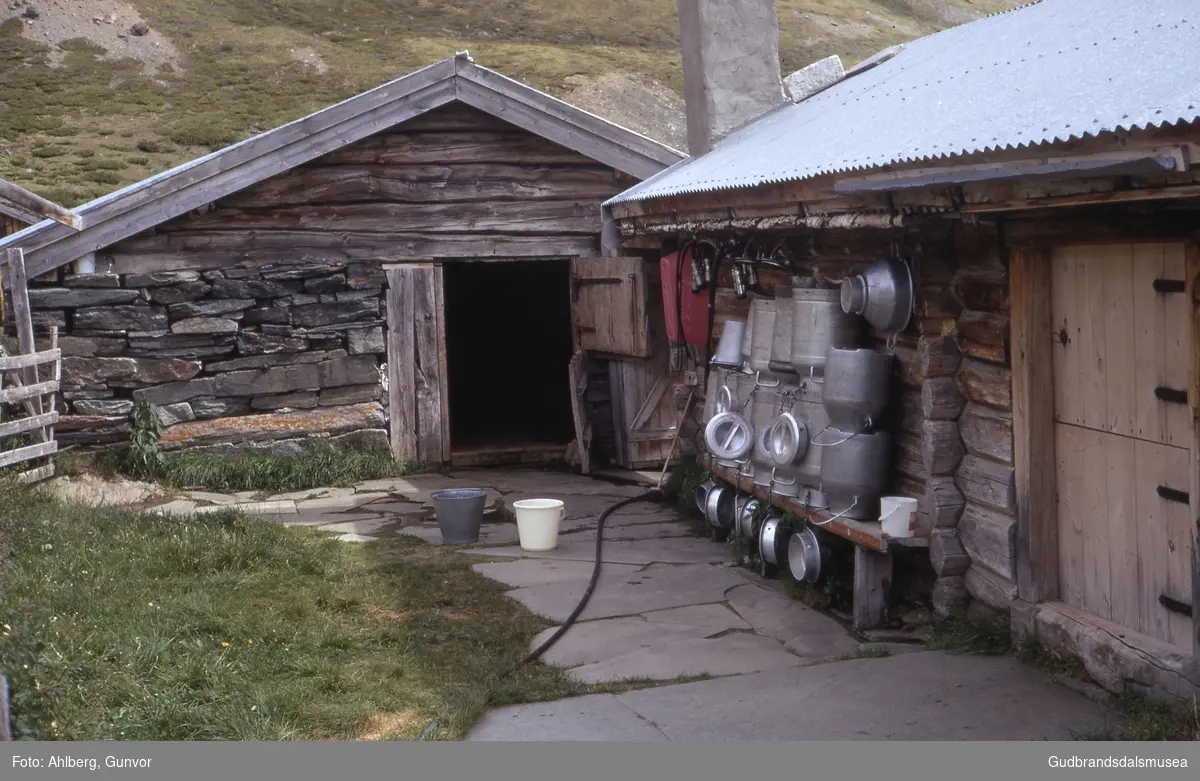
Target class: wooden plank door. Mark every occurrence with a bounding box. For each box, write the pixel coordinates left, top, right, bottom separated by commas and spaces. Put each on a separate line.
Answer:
1049, 243, 1193, 649
570, 256, 651, 358
567, 350, 592, 474
385, 264, 449, 465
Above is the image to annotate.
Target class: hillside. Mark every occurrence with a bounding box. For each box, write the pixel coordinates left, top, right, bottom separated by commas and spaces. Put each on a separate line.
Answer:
0, 0, 1018, 208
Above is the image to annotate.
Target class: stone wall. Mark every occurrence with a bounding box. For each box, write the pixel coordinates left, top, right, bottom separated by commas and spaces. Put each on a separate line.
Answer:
31, 261, 390, 455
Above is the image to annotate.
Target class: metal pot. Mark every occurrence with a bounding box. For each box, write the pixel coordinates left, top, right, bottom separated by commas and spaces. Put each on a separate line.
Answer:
818, 428, 891, 521
704, 483, 737, 528
711, 319, 746, 368
705, 410, 754, 461
736, 497, 761, 538
758, 515, 792, 566
787, 527, 822, 583
694, 479, 717, 515
840, 256, 914, 335
767, 411, 810, 466
791, 380, 828, 493
790, 287, 860, 375
821, 347, 893, 432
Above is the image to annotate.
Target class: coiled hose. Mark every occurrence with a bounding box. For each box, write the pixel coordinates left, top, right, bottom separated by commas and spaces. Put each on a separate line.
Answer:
416, 488, 666, 740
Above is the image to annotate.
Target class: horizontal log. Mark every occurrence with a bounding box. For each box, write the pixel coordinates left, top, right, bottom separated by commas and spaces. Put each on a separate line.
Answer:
956, 310, 1010, 364
955, 454, 1017, 513
919, 334, 963, 378
899, 389, 925, 434
958, 404, 1014, 464
932, 575, 971, 619
387, 103, 519, 133
930, 528, 971, 576
312, 131, 595, 166
161, 200, 601, 235
952, 269, 1009, 313
922, 474, 965, 528
958, 502, 1017, 581
0, 411, 59, 439
922, 376, 966, 421
0, 440, 57, 469
107, 235, 600, 274
922, 419, 964, 476
957, 358, 1012, 411
893, 345, 922, 389
963, 563, 1018, 611
217, 164, 624, 207
915, 286, 963, 321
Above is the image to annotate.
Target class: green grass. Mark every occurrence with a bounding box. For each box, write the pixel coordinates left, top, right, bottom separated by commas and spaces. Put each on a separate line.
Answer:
0, 481, 699, 740
60, 443, 425, 494
0, 1, 1018, 207
1077, 692, 1200, 742
924, 611, 1013, 655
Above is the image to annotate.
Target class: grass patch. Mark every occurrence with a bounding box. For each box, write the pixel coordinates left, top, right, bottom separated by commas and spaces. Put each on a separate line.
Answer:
1078, 691, 1200, 742
0, 481, 695, 740
924, 611, 1013, 655
61, 442, 425, 494
660, 454, 707, 518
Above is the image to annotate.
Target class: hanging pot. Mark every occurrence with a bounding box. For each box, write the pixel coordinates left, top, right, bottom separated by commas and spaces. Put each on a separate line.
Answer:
787, 526, 822, 583
790, 287, 860, 375
840, 256, 914, 335
821, 347, 893, 433
736, 497, 761, 538
746, 297, 776, 373
758, 515, 792, 567
714, 382, 738, 415
704, 483, 736, 528
711, 319, 746, 368
705, 411, 754, 461
695, 479, 717, 515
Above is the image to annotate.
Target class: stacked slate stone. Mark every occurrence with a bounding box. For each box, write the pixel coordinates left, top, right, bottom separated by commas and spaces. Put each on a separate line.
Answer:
27, 262, 391, 455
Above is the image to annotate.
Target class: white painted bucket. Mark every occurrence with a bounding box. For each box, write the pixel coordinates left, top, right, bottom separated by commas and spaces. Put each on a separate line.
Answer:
879, 496, 918, 538
513, 499, 565, 551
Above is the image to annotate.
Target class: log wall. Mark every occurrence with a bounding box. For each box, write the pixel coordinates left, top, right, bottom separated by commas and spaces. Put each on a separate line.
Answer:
691, 219, 1017, 618
24, 103, 634, 456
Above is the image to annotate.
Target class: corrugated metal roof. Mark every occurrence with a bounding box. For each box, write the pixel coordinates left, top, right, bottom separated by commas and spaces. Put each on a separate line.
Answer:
606, 0, 1200, 206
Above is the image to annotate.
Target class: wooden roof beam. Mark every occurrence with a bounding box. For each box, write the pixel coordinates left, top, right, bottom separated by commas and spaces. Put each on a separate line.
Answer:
0, 179, 80, 230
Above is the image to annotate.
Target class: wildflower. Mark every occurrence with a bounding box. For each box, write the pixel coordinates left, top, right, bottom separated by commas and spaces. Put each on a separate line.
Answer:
147, 602, 154, 607
247, 639, 253, 644
221, 641, 230, 648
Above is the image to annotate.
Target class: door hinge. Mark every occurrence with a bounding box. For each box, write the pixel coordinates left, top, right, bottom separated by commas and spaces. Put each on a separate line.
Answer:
1152, 278, 1186, 294
1154, 386, 1188, 405
1159, 594, 1193, 618
1157, 485, 1190, 505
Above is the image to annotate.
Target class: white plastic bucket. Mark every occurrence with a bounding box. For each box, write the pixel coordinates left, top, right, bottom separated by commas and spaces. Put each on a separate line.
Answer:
879, 496, 918, 538
513, 499, 565, 551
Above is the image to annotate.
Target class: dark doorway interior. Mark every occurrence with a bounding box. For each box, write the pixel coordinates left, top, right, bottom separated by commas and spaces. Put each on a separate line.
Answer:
443, 260, 575, 450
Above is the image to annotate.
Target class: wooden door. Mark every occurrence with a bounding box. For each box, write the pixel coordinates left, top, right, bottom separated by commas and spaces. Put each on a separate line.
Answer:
570, 256, 651, 358
567, 349, 592, 474
1050, 243, 1193, 649
385, 264, 449, 465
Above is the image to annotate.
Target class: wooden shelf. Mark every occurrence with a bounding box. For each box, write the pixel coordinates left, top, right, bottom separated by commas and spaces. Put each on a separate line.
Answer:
706, 459, 930, 555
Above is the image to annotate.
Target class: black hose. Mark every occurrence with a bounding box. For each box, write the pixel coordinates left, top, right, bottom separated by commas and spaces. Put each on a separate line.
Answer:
416, 489, 666, 740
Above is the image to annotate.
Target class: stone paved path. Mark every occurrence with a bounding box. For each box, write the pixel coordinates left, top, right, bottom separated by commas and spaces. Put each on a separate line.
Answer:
108, 466, 1119, 740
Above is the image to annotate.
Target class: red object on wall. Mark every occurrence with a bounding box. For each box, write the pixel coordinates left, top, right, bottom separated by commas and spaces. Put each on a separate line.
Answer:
660, 249, 710, 348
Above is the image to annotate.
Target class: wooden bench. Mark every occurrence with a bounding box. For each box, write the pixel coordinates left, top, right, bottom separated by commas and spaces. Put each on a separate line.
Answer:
706, 458, 927, 631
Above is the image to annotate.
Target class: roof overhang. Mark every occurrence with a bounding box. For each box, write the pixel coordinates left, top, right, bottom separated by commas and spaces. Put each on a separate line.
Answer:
0, 179, 80, 230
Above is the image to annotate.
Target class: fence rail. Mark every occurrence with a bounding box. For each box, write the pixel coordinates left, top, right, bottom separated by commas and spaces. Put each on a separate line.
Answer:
1, 247, 60, 482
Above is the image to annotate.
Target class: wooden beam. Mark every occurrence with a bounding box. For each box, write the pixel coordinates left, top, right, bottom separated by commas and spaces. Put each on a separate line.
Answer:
1186, 240, 1200, 664
853, 546, 894, 631
1011, 247, 1058, 604
1005, 213, 1200, 248
0, 179, 80, 230
0, 347, 60, 371
0, 440, 57, 469
965, 183, 1200, 214
0, 411, 59, 439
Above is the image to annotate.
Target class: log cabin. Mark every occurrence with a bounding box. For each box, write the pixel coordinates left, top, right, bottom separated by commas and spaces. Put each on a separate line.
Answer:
0, 53, 685, 470
603, 0, 1200, 700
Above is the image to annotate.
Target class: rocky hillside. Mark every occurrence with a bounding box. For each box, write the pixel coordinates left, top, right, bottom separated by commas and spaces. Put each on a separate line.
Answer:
0, 0, 1017, 207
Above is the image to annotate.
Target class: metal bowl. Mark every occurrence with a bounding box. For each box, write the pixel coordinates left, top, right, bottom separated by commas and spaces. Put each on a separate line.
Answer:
787, 527, 822, 583
758, 515, 793, 566
704, 483, 736, 529
694, 479, 717, 515
736, 497, 761, 538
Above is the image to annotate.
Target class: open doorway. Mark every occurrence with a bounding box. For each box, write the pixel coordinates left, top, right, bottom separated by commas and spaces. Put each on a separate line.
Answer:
442, 260, 576, 464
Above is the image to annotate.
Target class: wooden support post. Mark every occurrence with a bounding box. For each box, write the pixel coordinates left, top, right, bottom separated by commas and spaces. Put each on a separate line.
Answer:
0, 674, 10, 741
853, 545, 893, 631
1011, 247, 1059, 605
1185, 241, 1200, 665
5, 248, 48, 442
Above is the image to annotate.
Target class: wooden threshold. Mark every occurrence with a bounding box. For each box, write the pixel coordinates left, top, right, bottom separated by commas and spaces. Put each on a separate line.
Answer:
706, 458, 929, 555
449, 442, 569, 468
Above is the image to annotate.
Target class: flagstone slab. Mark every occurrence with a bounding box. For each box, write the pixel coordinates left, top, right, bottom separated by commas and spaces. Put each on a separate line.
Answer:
567, 632, 804, 684
726, 583, 857, 659
316, 515, 414, 536
334, 533, 379, 543
506, 563, 745, 623
396, 523, 520, 545
267, 486, 358, 502
640, 604, 750, 634
471, 559, 643, 589
183, 491, 239, 505
460, 536, 732, 566
150, 500, 198, 516
283, 511, 383, 528
529, 618, 712, 668
562, 522, 698, 542
295, 492, 390, 511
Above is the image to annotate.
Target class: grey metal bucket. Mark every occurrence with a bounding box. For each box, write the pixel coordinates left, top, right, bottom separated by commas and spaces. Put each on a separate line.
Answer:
430, 488, 487, 544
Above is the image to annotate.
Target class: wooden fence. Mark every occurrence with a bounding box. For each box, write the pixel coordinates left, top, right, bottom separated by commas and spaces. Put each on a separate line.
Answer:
1, 248, 60, 482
